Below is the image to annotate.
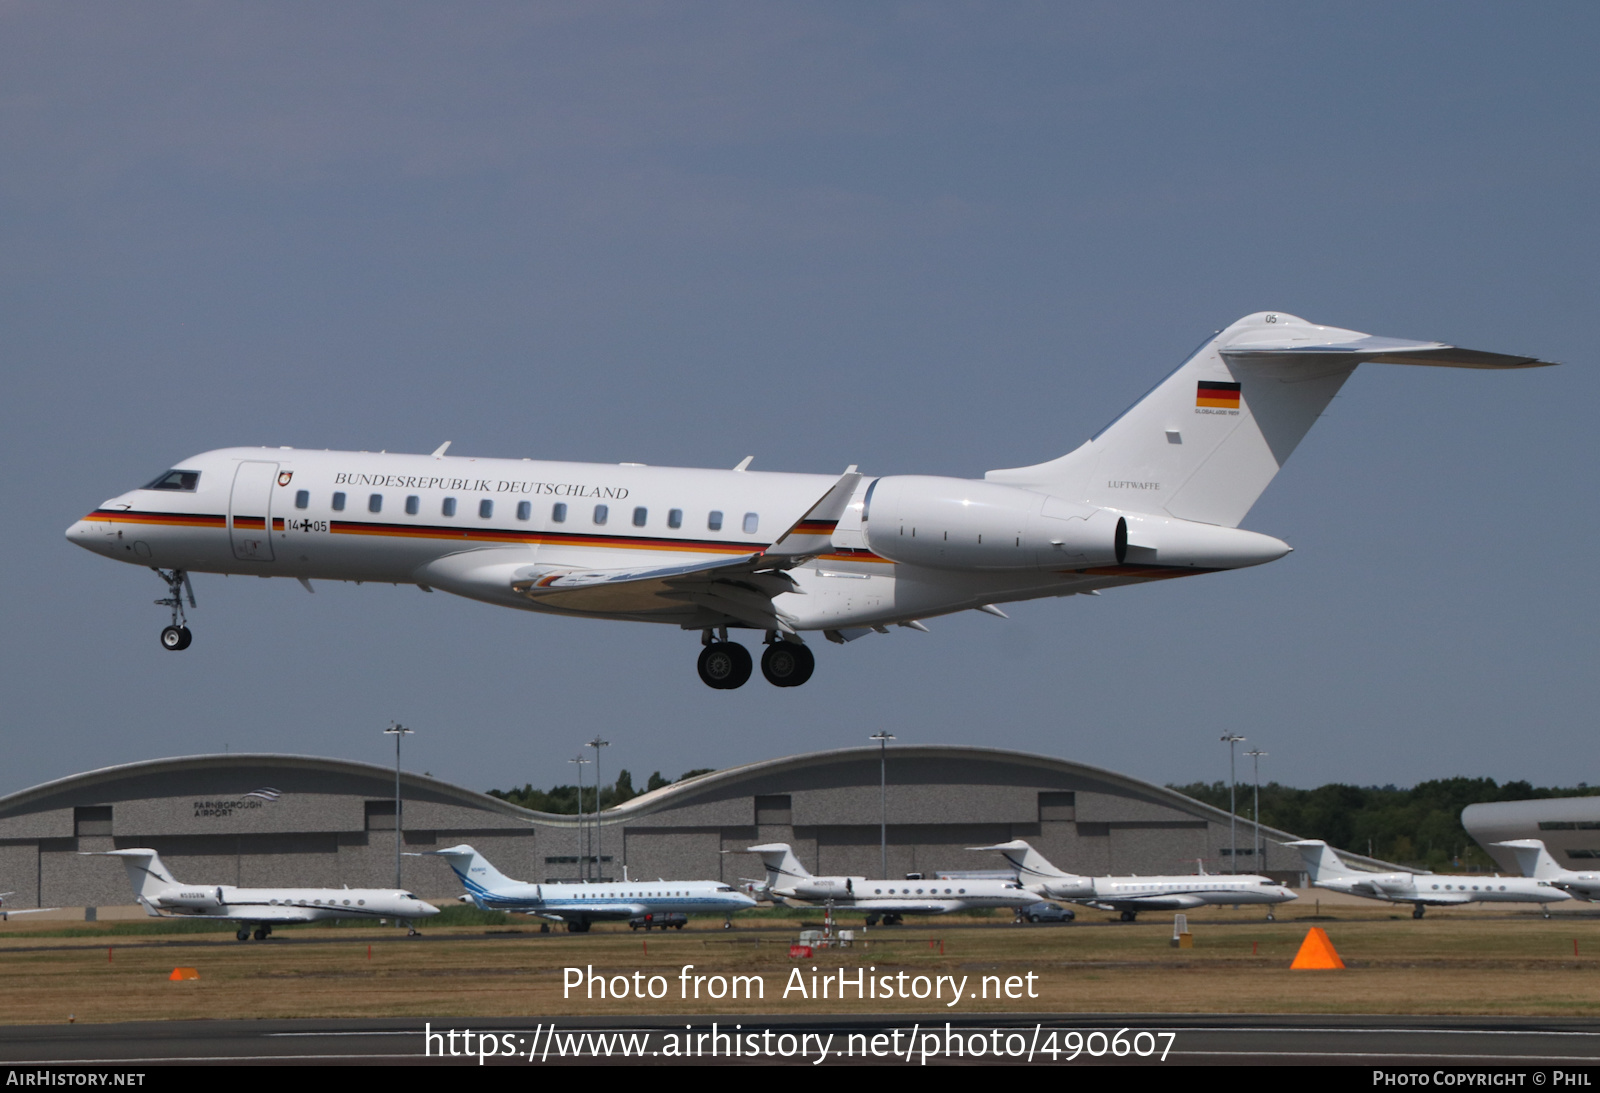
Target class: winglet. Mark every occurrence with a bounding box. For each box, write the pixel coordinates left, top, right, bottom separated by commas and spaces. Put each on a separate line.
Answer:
431, 441, 452, 459
763, 469, 863, 561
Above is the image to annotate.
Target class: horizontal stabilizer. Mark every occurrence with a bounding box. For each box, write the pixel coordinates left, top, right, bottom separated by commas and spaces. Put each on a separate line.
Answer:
1222, 334, 1555, 370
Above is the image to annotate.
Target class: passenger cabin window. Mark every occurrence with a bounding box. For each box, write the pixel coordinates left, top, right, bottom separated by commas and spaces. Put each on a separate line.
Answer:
479, 499, 493, 519
142, 470, 200, 492
593, 504, 608, 525
708, 510, 723, 531
668, 508, 683, 529
405, 495, 420, 515
743, 512, 759, 534
633, 506, 647, 527
551, 503, 567, 523
332, 492, 346, 511
442, 497, 457, 517
294, 490, 309, 510
368, 493, 383, 513
516, 501, 531, 521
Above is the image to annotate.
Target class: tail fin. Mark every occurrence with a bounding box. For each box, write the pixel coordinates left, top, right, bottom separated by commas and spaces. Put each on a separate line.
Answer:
95, 849, 181, 903
746, 843, 810, 889
1284, 839, 1356, 882
970, 840, 1078, 883
1492, 839, 1567, 880
428, 844, 519, 897
987, 312, 1552, 528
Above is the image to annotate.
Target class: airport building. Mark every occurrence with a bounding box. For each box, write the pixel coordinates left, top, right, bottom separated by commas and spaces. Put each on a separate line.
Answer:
0, 746, 1316, 909
1464, 797, 1600, 874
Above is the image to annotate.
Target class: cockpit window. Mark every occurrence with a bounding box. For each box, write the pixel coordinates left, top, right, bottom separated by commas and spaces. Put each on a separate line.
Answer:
142, 470, 200, 492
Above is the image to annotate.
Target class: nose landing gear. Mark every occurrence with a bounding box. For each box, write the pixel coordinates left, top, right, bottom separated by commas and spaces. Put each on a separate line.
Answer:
154, 568, 195, 651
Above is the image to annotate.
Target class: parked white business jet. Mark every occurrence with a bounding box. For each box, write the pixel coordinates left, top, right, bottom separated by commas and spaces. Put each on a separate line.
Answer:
67, 312, 1552, 688
93, 848, 439, 940
974, 840, 1296, 921
745, 843, 1039, 924
0, 893, 58, 920
430, 844, 755, 932
1287, 840, 1570, 919
1492, 840, 1600, 900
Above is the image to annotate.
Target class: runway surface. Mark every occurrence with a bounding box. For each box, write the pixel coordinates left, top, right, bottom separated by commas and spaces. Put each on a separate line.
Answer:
5, 1013, 1600, 1066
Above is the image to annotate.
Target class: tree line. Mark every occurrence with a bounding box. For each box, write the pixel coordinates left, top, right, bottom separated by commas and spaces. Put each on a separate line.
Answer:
1169, 777, 1599, 871
488, 767, 716, 815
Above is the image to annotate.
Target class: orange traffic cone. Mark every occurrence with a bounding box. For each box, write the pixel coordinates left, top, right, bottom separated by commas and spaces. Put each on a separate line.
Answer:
1290, 927, 1345, 969
168, 967, 199, 981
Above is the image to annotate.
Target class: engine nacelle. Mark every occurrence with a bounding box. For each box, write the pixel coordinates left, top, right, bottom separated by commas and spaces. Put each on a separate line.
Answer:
1119, 513, 1291, 571
861, 476, 1126, 570
154, 886, 225, 910
780, 877, 867, 900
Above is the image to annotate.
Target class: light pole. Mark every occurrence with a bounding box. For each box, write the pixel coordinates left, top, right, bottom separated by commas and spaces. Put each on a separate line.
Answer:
569, 754, 590, 881
1245, 748, 1267, 868
870, 732, 895, 878
384, 722, 413, 890
1220, 733, 1245, 873
589, 737, 609, 881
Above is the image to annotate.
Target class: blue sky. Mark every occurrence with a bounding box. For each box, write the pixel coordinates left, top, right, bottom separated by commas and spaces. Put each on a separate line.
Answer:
3, 2, 1595, 797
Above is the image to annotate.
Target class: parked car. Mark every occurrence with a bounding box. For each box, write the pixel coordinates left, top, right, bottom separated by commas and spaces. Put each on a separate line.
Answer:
1018, 901, 1075, 924
629, 912, 687, 931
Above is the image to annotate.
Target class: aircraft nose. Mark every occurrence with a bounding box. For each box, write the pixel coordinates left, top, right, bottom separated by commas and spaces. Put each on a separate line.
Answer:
1281, 890, 1299, 900
415, 900, 441, 916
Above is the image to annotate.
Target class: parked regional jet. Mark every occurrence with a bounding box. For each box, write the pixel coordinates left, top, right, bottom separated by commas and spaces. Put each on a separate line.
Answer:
974, 840, 1296, 921
430, 844, 754, 932
94, 848, 439, 940
67, 312, 1553, 688
745, 843, 1039, 924
1492, 840, 1600, 900
1287, 840, 1570, 918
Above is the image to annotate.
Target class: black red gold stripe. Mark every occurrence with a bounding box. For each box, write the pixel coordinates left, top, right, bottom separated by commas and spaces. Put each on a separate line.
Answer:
1196, 380, 1241, 409
85, 509, 227, 529
791, 520, 838, 536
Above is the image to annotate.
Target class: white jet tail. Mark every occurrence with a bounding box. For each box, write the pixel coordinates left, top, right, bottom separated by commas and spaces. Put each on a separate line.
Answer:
986, 312, 1551, 528
428, 844, 519, 897
1284, 839, 1359, 883
1492, 839, 1567, 881
746, 843, 811, 890
970, 840, 1079, 883
96, 849, 181, 903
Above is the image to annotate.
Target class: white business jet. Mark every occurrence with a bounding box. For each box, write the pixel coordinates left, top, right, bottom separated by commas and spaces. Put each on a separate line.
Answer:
429, 844, 755, 932
93, 848, 439, 940
975, 840, 1297, 921
67, 312, 1552, 689
1491, 840, 1600, 901
745, 843, 1039, 924
1287, 839, 1570, 918
0, 893, 58, 920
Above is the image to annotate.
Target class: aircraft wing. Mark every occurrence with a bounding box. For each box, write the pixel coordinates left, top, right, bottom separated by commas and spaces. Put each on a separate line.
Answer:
1086, 894, 1209, 912
511, 469, 862, 631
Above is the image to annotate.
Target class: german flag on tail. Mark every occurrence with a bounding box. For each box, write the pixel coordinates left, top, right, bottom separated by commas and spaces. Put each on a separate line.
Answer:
1196, 380, 1241, 409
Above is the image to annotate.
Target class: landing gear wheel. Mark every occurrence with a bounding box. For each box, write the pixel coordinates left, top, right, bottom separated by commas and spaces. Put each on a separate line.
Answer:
864, 914, 880, 927
1412, 903, 1425, 919
760, 641, 814, 687
697, 642, 752, 689
236, 927, 251, 941
1266, 910, 1275, 922
160, 625, 192, 651
1119, 911, 1137, 923
252, 926, 268, 940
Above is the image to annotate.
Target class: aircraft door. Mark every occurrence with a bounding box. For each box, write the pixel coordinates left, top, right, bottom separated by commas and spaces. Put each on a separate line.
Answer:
229, 461, 278, 562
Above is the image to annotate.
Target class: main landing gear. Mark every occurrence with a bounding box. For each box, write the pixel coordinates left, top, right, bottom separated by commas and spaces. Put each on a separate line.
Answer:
1119, 910, 1138, 923
154, 568, 195, 651
236, 924, 272, 941
695, 630, 815, 690
1412, 903, 1426, 919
